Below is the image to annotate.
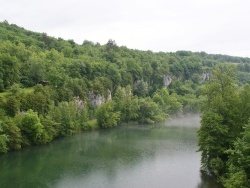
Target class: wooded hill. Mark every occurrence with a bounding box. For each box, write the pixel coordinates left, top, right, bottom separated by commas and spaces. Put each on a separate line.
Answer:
0, 20, 250, 156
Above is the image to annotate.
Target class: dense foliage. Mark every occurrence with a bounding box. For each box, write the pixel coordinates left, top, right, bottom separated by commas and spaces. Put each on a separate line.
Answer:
0, 20, 250, 161
198, 64, 250, 187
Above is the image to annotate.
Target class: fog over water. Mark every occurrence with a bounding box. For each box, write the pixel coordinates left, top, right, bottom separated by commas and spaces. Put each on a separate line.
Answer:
166, 114, 201, 128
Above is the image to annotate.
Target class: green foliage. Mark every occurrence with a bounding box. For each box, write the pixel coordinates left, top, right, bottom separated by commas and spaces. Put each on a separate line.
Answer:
39, 116, 60, 142
17, 109, 46, 145
198, 65, 250, 186
209, 157, 225, 177
20, 60, 46, 86
134, 80, 148, 97
0, 53, 20, 90
106, 64, 121, 89
85, 119, 98, 130
223, 170, 249, 188
0, 123, 9, 153
180, 94, 203, 114
198, 111, 228, 172
1, 118, 22, 150
96, 101, 120, 128
153, 88, 182, 115
238, 84, 250, 125
113, 86, 139, 124
1, 21, 250, 155
224, 123, 250, 187
0, 134, 9, 153
4, 96, 20, 117
137, 97, 166, 124
47, 101, 84, 136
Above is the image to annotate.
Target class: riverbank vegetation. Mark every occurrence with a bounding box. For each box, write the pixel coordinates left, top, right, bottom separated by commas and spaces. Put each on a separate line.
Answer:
198, 65, 250, 187
0, 18, 250, 169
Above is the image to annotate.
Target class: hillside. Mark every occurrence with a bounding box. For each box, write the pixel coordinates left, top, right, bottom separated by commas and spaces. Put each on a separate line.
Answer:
0, 20, 250, 154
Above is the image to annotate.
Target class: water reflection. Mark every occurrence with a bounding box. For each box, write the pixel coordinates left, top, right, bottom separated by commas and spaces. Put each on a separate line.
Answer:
197, 171, 222, 188
0, 116, 221, 188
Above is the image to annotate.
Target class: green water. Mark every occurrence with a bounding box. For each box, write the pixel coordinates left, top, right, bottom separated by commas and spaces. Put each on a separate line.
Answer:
0, 116, 221, 188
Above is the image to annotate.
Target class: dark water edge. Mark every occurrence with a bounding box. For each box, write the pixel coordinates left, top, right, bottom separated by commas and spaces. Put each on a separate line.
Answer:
0, 116, 222, 188
198, 171, 223, 188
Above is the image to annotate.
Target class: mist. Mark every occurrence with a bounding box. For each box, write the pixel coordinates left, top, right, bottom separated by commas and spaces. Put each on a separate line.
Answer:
165, 114, 201, 128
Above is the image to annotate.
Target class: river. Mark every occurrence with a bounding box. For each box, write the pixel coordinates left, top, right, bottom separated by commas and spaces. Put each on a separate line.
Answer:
0, 115, 221, 188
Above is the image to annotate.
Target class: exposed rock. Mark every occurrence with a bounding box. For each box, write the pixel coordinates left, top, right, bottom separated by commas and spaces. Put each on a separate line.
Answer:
88, 90, 112, 107
163, 74, 172, 88
107, 89, 112, 101
88, 91, 105, 107
201, 71, 210, 82
73, 96, 84, 109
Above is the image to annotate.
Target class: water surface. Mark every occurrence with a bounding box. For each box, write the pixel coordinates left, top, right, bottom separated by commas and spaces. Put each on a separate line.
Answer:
0, 116, 221, 188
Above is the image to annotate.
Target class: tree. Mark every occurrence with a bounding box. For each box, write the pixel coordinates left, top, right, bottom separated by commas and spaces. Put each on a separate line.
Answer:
1, 118, 22, 150
62, 46, 73, 58
126, 59, 142, 81
198, 65, 242, 177
106, 39, 118, 52
134, 80, 148, 97
122, 97, 139, 124
153, 88, 182, 115
96, 101, 120, 128
106, 64, 121, 89
238, 84, 250, 125
5, 96, 20, 117
137, 97, 166, 124
224, 123, 250, 187
113, 86, 139, 124
0, 53, 20, 90
142, 62, 153, 83
20, 60, 46, 86
0, 124, 9, 153
0, 134, 9, 153
198, 111, 227, 176
17, 109, 45, 145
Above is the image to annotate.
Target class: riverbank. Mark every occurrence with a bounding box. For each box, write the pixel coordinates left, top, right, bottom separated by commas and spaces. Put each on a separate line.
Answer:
0, 118, 221, 188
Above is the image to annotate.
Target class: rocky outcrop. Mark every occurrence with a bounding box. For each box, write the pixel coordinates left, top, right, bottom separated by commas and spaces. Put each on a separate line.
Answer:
88, 91, 105, 107
88, 89, 112, 107
163, 74, 172, 88
201, 71, 210, 82
107, 89, 112, 101
73, 96, 84, 109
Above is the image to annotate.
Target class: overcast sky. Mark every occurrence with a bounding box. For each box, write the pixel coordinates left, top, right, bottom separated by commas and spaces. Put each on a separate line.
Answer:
1, 0, 250, 57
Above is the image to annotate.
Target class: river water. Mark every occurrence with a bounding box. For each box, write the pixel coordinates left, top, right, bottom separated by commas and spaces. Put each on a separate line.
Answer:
0, 115, 221, 188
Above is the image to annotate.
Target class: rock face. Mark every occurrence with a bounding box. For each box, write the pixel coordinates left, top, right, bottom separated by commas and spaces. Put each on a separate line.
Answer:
73, 96, 84, 109
107, 89, 112, 101
88, 90, 112, 107
88, 91, 105, 107
201, 71, 210, 82
163, 74, 172, 88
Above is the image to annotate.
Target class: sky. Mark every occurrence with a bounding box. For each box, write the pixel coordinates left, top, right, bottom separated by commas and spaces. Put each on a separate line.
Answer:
0, 0, 250, 57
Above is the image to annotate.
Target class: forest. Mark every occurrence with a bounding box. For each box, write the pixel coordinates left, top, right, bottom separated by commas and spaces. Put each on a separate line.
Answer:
0, 20, 250, 187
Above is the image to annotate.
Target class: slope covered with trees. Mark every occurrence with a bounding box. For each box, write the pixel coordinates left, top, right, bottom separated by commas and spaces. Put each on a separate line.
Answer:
0, 19, 250, 164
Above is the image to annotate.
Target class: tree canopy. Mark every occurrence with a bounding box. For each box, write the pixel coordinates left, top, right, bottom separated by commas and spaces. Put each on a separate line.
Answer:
198, 64, 250, 187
